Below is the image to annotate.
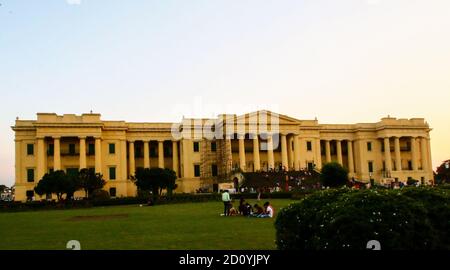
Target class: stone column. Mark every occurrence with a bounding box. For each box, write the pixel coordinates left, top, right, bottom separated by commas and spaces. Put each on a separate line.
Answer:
315, 139, 322, 170
293, 135, 300, 171
287, 136, 294, 169
121, 140, 127, 180
15, 140, 22, 184
394, 137, 402, 171
143, 141, 150, 169
158, 140, 164, 168
420, 137, 428, 171
410, 137, 418, 171
336, 140, 343, 165
384, 137, 392, 173
172, 141, 179, 176
238, 135, 246, 172
267, 134, 275, 170
95, 137, 102, 174
129, 141, 135, 177
253, 134, 261, 171
37, 137, 46, 180
325, 140, 331, 163
281, 134, 288, 171
426, 138, 433, 181
79, 137, 87, 170
347, 140, 354, 173
53, 137, 61, 171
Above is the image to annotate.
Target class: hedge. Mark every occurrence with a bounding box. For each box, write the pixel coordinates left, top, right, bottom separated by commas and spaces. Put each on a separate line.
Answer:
275, 187, 450, 250
0, 191, 315, 212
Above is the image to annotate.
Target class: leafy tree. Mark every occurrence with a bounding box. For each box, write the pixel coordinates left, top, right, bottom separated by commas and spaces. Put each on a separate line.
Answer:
78, 169, 106, 198
162, 168, 178, 197
34, 170, 81, 201
320, 162, 349, 188
0, 185, 7, 193
132, 167, 178, 202
436, 159, 450, 184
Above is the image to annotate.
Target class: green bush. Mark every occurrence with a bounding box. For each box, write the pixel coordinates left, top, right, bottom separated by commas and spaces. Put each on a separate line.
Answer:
275, 187, 450, 250
320, 162, 348, 188
90, 189, 111, 201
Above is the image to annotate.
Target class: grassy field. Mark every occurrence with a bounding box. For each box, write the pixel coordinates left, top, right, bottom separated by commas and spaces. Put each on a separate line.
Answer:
0, 199, 294, 250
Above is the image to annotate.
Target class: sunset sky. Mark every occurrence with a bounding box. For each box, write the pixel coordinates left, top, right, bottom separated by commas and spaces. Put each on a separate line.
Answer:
1, 0, 450, 186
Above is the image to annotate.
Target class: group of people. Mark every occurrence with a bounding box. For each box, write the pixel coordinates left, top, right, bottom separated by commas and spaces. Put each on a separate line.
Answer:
221, 190, 274, 218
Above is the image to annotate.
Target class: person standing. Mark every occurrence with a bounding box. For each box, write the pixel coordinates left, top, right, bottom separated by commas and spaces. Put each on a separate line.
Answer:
222, 190, 231, 216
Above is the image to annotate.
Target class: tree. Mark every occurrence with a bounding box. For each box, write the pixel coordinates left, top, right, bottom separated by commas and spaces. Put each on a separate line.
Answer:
0, 185, 7, 193
78, 169, 106, 198
436, 159, 450, 184
132, 167, 178, 202
320, 162, 348, 188
162, 168, 178, 197
34, 170, 81, 201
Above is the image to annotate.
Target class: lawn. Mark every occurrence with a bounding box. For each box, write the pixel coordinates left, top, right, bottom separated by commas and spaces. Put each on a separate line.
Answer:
0, 199, 295, 250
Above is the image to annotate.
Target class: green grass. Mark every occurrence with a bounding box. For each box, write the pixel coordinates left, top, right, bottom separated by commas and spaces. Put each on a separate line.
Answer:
0, 199, 294, 250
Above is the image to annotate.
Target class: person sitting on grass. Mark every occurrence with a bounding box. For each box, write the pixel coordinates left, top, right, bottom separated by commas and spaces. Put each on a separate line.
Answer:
251, 204, 265, 217
241, 202, 252, 216
258, 202, 274, 218
229, 202, 238, 216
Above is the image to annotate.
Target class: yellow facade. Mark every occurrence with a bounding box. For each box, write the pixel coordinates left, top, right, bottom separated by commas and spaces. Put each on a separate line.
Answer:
12, 111, 434, 202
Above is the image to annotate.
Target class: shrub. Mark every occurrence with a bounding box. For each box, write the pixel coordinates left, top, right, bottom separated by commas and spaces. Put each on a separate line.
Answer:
275, 187, 450, 250
320, 162, 348, 188
91, 189, 110, 201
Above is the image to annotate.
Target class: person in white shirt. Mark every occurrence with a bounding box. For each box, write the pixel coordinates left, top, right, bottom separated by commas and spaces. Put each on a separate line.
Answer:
258, 202, 275, 218
221, 190, 231, 216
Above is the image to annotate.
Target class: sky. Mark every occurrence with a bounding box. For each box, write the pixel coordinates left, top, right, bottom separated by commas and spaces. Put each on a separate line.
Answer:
1, 0, 450, 186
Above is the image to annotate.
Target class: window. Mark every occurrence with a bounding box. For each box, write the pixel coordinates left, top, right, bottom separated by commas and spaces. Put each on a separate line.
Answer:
27, 169, 35, 182
27, 144, 34, 156
194, 165, 201, 177
109, 188, 117, 197
193, 142, 200, 152
211, 142, 217, 152
368, 161, 374, 173
408, 160, 413, 170
109, 167, 116, 180
88, 143, 95, 155
49, 168, 54, 174
69, 144, 76, 155
367, 142, 372, 152
109, 143, 116, 154
306, 141, 312, 151
48, 144, 54, 156
307, 162, 314, 171
211, 164, 218, 176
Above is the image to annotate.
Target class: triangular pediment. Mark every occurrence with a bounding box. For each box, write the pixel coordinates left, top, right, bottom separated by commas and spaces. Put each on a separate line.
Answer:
236, 110, 302, 124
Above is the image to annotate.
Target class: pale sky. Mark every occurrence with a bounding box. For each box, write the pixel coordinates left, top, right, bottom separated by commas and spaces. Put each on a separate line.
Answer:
1, 0, 450, 186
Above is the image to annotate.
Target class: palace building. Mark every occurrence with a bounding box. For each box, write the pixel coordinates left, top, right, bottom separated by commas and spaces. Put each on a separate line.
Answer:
12, 111, 434, 201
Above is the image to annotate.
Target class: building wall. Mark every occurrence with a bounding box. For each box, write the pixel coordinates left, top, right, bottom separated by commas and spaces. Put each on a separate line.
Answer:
12, 112, 434, 202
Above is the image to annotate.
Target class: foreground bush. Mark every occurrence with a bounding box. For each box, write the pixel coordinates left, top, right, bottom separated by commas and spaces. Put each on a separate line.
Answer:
275, 187, 450, 250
